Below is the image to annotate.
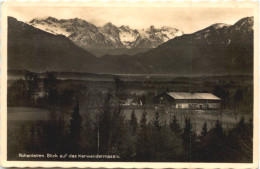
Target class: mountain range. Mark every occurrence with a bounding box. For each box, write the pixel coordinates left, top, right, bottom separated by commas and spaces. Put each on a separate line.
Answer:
29, 17, 183, 56
8, 16, 253, 75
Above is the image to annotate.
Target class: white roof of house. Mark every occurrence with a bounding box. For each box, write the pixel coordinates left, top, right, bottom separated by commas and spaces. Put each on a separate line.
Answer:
167, 92, 221, 100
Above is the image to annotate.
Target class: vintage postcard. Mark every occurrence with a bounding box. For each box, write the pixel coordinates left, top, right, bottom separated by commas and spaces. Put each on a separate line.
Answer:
0, 1, 259, 168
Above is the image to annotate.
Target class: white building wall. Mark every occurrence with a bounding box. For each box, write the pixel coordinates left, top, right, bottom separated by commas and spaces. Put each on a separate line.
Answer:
175, 103, 220, 109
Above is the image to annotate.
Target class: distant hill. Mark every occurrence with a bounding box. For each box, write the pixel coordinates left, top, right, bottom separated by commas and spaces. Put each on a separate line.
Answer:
8, 17, 98, 72
127, 17, 254, 75
8, 16, 253, 75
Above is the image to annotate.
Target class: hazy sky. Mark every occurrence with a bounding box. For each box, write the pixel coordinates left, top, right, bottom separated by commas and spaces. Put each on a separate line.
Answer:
8, 6, 253, 33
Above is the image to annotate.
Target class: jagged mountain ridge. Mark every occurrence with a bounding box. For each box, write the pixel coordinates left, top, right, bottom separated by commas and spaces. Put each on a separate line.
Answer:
8, 16, 253, 75
29, 17, 183, 56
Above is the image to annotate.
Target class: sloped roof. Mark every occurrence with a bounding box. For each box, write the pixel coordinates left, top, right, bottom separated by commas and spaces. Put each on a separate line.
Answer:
167, 92, 221, 100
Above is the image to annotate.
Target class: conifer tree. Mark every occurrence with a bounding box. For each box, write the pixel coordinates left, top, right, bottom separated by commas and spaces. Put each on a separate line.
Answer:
97, 94, 112, 154
151, 111, 172, 161
225, 117, 252, 162
136, 110, 151, 161
104, 77, 126, 154
70, 102, 82, 137
213, 120, 224, 139
248, 118, 253, 139
200, 120, 226, 162
152, 111, 162, 131
236, 117, 246, 133
69, 102, 82, 152
170, 115, 182, 135
234, 89, 243, 110
25, 72, 39, 105
200, 122, 208, 138
108, 104, 125, 155
139, 110, 147, 129
130, 109, 138, 134
182, 118, 191, 149
182, 117, 197, 161
196, 121, 208, 161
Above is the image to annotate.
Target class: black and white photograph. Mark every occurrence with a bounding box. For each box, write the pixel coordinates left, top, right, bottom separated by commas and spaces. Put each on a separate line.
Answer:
0, 1, 259, 168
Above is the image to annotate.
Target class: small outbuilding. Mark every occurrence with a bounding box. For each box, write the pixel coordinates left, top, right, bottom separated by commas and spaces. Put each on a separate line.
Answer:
154, 92, 221, 109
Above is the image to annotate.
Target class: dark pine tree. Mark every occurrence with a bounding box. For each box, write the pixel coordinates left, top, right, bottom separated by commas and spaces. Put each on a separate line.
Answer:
43, 72, 58, 112
170, 115, 182, 135
182, 117, 197, 161
196, 121, 209, 161
96, 94, 112, 154
8, 79, 29, 106
200, 120, 227, 162
200, 122, 208, 138
103, 77, 127, 155
130, 109, 138, 135
25, 71, 39, 105
213, 120, 224, 139
213, 85, 230, 109
120, 109, 137, 161
182, 118, 191, 150
234, 89, 243, 110
150, 111, 171, 161
152, 111, 162, 131
69, 102, 83, 153
226, 117, 253, 162
136, 110, 151, 161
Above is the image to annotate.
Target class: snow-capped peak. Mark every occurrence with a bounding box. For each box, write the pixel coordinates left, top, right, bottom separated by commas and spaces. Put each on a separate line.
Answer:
120, 25, 131, 31
46, 16, 59, 22
28, 16, 183, 50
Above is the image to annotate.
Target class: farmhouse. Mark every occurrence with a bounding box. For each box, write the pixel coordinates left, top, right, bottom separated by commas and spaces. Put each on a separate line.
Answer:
154, 92, 221, 109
